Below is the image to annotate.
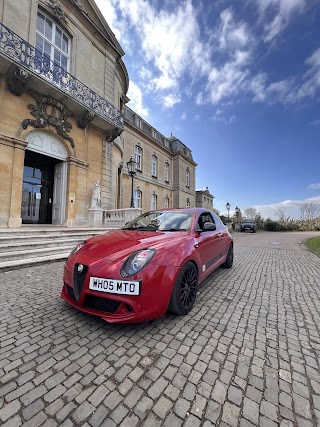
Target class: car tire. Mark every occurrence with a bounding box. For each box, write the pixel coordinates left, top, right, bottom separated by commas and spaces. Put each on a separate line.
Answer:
169, 262, 198, 315
222, 243, 233, 268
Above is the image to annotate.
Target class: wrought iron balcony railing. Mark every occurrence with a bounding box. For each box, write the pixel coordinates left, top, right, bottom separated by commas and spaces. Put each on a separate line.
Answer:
0, 21, 123, 129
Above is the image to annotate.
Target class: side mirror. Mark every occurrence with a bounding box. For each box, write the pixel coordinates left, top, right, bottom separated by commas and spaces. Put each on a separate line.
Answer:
202, 222, 216, 231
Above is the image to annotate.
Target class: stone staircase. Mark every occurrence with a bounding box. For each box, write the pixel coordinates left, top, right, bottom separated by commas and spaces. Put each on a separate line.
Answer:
0, 226, 113, 270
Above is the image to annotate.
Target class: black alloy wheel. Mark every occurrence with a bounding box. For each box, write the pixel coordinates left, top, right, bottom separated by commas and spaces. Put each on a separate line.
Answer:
169, 262, 198, 315
222, 243, 234, 268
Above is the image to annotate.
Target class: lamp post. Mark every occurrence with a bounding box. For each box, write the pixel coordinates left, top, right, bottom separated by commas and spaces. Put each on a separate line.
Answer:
226, 202, 230, 221
235, 206, 240, 222
127, 157, 137, 208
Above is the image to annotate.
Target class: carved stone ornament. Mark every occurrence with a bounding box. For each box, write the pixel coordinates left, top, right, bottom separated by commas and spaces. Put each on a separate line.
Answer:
106, 128, 123, 143
77, 110, 95, 129
72, 0, 88, 15
7, 67, 32, 96
22, 90, 75, 148
47, 0, 67, 22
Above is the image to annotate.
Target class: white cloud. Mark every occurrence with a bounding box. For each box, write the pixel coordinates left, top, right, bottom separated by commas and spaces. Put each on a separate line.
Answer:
163, 93, 181, 108
253, 195, 320, 219
94, 0, 317, 111
254, 0, 306, 41
180, 112, 186, 120
127, 81, 149, 119
219, 8, 251, 50
307, 183, 320, 190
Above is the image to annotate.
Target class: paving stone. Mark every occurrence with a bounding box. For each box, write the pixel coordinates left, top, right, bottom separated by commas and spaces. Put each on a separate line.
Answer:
174, 398, 191, 419
71, 401, 95, 424
88, 404, 109, 426
293, 393, 312, 419
260, 399, 278, 422
221, 401, 241, 427
228, 385, 243, 406
211, 380, 227, 404
243, 397, 259, 424
153, 396, 173, 419
22, 398, 45, 421
205, 400, 221, 424
134, 396, 154, 420
0, 399, 21, 422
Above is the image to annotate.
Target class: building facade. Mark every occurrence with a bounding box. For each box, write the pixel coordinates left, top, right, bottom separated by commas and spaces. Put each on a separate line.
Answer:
0, 0, 196, 228
196, 187, 214, 210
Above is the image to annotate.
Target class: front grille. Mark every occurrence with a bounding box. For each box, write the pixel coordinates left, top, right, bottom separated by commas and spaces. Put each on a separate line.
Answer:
65, 284, 76, 300
84, 295, 121, 314
73, 264, 89, 300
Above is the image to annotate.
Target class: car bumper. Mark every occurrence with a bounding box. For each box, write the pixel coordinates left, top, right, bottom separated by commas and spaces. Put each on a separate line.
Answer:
61, 255, 179, 323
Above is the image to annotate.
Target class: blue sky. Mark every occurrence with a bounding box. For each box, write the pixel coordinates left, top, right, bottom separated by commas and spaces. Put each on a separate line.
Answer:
95, 0, 320, 219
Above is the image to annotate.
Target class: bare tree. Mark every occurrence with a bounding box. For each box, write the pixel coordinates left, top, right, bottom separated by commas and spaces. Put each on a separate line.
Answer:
244, 208, 257, 219
296, 201, 320, 221
275, 208, 287, 222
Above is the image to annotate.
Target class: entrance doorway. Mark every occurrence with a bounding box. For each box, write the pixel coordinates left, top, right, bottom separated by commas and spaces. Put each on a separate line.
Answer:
22, 131, 68, 225
21, 151, 58, 224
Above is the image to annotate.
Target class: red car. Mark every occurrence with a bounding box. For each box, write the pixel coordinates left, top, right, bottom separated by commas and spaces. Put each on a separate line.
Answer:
61, 208, 233, 323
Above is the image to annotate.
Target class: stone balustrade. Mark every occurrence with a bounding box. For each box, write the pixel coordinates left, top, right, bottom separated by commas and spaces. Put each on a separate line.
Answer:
103, 208, 142, 228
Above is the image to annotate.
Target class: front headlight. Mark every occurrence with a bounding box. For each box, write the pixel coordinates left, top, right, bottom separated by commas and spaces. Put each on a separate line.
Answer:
121, 249, 156, 277
67, 240, 86, 259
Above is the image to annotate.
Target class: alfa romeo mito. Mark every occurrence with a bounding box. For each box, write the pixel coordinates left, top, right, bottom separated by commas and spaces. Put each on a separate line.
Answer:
61, 208, 233, 323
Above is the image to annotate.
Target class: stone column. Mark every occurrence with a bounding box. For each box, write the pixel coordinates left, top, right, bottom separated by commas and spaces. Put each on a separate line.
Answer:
7, 138, 27, 228
66, 157, 88, 227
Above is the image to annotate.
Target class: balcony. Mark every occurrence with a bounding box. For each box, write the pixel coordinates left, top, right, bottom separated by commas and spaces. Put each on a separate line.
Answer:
0, 21, 123, 132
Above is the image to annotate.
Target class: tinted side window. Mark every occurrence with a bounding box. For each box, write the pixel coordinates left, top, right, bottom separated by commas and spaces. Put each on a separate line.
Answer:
198, 213, 214, 229
211, 212, 221, 226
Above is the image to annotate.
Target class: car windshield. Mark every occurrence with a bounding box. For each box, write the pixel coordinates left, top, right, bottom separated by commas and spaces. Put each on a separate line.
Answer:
122, 210, 194, 231
243, 219, 255, 223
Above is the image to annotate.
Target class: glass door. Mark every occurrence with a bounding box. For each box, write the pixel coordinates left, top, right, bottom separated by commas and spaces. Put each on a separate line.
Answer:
21, 151, 56, 224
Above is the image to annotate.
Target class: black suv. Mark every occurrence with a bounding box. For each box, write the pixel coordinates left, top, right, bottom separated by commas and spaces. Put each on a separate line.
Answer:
240, 219, 257, 233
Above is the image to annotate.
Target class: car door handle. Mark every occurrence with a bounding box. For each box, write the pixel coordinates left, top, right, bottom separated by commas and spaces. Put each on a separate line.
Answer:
218, 233, 223, 237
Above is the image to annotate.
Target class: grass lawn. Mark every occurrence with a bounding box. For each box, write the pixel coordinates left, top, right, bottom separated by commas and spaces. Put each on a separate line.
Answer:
305, 237, 320, 258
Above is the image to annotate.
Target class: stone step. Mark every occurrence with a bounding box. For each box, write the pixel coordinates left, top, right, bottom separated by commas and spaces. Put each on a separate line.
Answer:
0, 236, 94, 252
0, 227, 112, 270
0, 231, 105, 243
0, 244, 75, 262
0, 253, 70, 270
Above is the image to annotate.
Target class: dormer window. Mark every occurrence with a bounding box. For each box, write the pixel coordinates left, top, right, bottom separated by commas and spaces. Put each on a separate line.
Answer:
135, 116, 142, 129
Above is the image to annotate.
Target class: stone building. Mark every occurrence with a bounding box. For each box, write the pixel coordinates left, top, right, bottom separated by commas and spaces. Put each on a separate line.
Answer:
196, 187, 214, 210
0, 0, 196, 228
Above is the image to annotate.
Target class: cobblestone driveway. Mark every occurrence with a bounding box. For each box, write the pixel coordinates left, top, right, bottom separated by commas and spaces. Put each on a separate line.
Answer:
1, 241, 320, 426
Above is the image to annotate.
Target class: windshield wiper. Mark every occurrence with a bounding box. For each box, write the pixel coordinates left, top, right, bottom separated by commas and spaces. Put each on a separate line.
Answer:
160, 228, 187, 232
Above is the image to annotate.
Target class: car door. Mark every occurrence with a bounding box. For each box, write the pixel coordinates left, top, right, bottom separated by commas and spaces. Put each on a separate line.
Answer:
195, 212, 225, 277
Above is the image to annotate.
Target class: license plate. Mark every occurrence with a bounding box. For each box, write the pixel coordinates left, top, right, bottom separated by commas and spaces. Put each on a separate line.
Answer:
89, 277, 140, 295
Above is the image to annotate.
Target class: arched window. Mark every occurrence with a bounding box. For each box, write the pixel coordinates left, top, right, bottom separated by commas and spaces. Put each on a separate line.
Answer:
151, 193, 157, 210
186, 198, 190, 208
135, 146, 142, 170
151, 155, 157, 177
36, 11, 70, 76
164, 162, 169, 182
134, 190, 142, 208
186, 168, 190, 187
164, 196, 169, 209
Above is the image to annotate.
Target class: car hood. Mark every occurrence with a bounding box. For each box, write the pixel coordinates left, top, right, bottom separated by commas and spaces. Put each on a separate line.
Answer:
75, 229, 189, 261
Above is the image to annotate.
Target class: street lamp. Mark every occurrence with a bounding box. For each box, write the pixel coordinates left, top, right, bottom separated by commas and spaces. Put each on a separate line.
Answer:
235, 206, 240, 222
226, 202, 230, 220
127, 157, 137, 208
